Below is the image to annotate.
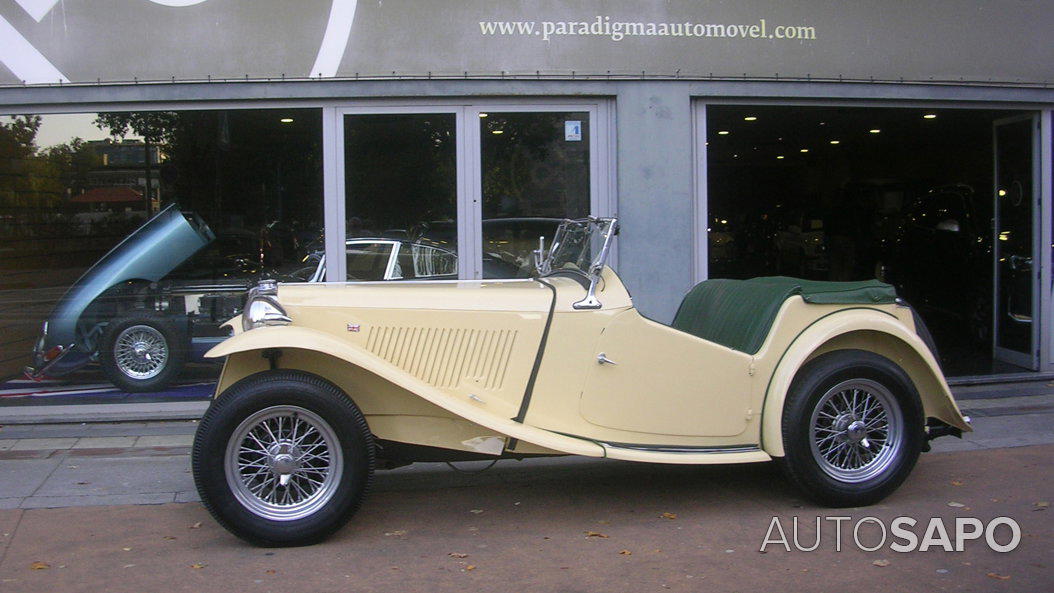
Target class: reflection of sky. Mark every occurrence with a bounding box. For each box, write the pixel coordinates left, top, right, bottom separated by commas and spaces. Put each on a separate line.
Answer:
2, 113, 142, 149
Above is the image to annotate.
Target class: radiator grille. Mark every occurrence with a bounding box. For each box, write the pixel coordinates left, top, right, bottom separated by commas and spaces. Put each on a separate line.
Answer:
365, 327, 518, 390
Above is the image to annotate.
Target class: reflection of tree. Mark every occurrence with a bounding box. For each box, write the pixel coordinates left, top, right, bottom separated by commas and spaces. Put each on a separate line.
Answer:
0, 116, 63, 236
481, 114, 588, 219
94, 112, 178, 214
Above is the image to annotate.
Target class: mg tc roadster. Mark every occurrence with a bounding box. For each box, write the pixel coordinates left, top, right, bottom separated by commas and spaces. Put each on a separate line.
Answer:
191, 218, 970, 546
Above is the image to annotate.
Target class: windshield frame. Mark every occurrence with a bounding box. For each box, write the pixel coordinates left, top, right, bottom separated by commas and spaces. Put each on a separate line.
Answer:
536, 217, 619, 309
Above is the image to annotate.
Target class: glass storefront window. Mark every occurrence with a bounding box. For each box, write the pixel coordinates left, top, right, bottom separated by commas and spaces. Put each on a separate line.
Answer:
0, 108, 322, 399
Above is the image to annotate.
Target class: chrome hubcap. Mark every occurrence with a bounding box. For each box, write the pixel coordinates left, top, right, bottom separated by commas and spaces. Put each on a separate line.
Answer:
809, 379, 903, 483
224, 405, 342, 521
114, 325, 168, 379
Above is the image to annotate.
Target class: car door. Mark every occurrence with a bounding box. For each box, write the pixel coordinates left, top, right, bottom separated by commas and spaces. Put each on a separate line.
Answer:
578, 309, 754, 438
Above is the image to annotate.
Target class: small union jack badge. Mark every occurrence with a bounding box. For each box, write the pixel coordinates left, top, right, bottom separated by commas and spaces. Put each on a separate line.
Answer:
347, 323, 361, 332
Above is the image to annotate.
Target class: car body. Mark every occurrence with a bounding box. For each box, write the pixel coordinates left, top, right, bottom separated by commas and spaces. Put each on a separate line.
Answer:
191, 217, 970, 546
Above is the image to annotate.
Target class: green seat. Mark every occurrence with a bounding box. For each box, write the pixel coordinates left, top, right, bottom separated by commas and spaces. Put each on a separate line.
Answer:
670, 276, 897, 355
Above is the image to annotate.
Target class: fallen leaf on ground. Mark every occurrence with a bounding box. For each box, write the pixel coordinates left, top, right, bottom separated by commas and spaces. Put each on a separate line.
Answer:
265, 570, 276, 575
449, 553, 468, 558
123, 564, 135, 569
384, 530, 407, 537
585, 531, 609, 538
950, 480, 963, 486
465, 565, 476, 571
872, 559, 891, 567
469, 509, 484, 514
1034, 501, 1049, 511
163, 536, 177, 540
29, 561, 50, 570
986, 572, 1011, 580
189, 522, 202, 529
619, 549, 632, 555
660, 512, 677, 520
947, 502, 965, 508
121, 547, 132, 551
190, 563, 206, 570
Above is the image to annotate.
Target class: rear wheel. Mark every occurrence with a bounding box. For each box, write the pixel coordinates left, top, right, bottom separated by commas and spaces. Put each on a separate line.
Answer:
778, 350, 924, 507
192, 370, 374, 546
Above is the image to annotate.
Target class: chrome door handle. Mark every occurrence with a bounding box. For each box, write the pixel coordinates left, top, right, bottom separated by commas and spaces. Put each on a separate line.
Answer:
596, 352, 618, 365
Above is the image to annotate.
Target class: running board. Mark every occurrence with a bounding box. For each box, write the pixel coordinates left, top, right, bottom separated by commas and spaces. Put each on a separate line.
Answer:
598, 442, 771, 464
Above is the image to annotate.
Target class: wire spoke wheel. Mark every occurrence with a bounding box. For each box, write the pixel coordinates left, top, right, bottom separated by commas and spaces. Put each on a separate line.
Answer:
113, 324, 169, 379
224, 405, 343, 521
809, 378, 903, 483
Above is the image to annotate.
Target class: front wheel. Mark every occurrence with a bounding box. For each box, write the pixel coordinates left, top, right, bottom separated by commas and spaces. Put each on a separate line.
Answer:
777, 350, 924, 507
192, 370, 374, 546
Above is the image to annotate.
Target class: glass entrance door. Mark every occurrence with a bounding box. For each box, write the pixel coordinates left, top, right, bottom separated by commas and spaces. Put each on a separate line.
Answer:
477, 110, 593, 278
336, 109, 461, 281
330, 102, 610, 282
993, 115, 1040, 369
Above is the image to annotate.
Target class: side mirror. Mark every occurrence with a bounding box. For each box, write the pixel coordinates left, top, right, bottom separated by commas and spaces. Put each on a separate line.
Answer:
935, 219, 960, 233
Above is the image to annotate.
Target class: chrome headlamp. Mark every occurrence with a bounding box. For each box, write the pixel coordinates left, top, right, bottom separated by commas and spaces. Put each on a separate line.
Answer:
242, 279, 292, 331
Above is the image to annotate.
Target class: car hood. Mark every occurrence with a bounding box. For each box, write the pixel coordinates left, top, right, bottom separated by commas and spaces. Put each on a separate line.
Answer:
43, 205, 215, 348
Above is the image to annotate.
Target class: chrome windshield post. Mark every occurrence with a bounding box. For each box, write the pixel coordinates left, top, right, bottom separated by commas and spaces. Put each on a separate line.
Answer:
572, 218, 618, 310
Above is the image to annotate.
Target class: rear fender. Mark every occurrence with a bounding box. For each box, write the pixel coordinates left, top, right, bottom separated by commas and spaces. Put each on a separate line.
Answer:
760, 308, 970, 458
207, 326, 604, 457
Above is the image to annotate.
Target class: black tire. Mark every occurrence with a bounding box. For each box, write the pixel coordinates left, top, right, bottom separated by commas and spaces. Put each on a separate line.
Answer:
192, 370, 374, 546
99, 310, 187, 393
777, 349, 924, 507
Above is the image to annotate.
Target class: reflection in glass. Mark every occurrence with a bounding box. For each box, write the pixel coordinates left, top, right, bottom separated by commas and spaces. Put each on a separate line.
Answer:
0, 109, 322, 395
481, 112, 590, 278
343, 113, 457, 267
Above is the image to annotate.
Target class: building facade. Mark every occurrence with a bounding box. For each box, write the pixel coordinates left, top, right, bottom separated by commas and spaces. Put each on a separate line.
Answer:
1, 1, 1052, 386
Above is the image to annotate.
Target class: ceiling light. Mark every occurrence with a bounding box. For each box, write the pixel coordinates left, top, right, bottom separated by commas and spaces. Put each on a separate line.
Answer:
800, 148, 809, 153
829, 140, 840, 145
280, 118, 294, 123
869, 129, 881, 134
923, 113, 937, 119
744, 116, 758, 121
479, 113, 488, 118
776, 155, 785, 160
491, 129, 503, 134
717, 130, 730, 135
998, 189, 1007, 197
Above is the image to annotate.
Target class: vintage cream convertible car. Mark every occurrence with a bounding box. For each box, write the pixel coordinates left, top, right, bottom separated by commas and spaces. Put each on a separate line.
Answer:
191, 218, 970, 546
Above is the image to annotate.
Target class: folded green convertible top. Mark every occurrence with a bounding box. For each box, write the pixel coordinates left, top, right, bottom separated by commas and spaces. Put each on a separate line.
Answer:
670, 276, 898, 355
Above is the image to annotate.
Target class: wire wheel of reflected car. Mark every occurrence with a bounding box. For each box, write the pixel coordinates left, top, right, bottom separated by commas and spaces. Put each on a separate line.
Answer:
99, 311, 187, 393
224, 405, 343, 521
808, 379, 903, 483
113, 324, 169, 380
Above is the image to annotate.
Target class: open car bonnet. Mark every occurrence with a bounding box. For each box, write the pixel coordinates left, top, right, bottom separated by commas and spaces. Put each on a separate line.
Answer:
39, 205, 215, 357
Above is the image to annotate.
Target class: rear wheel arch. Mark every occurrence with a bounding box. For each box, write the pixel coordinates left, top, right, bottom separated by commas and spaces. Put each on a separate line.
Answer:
761, 317, 965, 458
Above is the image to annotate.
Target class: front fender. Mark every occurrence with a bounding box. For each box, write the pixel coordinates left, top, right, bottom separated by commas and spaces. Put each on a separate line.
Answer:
760, 308, 970, 458
205, 325, 604, 457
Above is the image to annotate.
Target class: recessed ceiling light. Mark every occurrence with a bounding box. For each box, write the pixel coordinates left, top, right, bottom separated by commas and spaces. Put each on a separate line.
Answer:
923, 113, 937, 119
280, 118, 294, 123
491, 129, 503, 134
829, 140, 841, 145
998, 189, 1007, 197
717, 130, 730, 135
869, 129, 881, 134
800, 148, 809, 153
479, 113, 488, 118
776, 155, 785, 160
744, 116, 758, 121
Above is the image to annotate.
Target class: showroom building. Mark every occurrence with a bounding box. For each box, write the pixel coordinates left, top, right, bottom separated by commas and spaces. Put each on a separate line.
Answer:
1, 0, 1052, 388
